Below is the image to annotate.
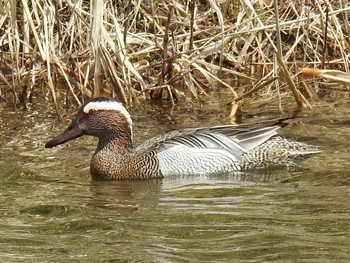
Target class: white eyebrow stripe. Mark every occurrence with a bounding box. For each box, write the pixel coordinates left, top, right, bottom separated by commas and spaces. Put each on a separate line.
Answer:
83, 101, 132, 126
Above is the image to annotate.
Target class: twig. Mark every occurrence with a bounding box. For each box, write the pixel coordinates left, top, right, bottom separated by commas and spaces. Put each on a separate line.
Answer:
321, 3, 329, 68
274, 0, 305, 108
230, 77, 278, 103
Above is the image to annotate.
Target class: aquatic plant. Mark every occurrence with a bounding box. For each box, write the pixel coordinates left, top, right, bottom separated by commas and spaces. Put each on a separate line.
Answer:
0, 0, 349, 116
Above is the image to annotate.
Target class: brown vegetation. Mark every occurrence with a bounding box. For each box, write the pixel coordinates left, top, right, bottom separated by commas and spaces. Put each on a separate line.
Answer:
0, 1, 349, 115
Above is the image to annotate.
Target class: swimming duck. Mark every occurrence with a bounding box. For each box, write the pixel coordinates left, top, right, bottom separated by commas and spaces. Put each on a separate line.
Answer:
45, 97, 322, 180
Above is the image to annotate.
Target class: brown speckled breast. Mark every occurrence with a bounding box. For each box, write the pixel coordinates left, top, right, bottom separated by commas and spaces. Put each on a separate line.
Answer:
90, 150, 163, 180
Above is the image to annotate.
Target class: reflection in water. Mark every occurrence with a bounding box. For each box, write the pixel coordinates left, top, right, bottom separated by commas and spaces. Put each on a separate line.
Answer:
0, 101, 350, 261
88, 179, 163, 213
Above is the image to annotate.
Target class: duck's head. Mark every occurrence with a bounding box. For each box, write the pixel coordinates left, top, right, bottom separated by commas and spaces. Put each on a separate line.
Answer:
45, 97, 133, 149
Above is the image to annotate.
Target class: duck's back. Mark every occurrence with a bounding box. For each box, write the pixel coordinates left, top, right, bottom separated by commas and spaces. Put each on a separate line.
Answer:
137, 119, 321, 176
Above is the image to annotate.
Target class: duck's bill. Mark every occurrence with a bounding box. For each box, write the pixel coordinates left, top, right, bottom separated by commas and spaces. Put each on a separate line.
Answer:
45, 124, 85, 148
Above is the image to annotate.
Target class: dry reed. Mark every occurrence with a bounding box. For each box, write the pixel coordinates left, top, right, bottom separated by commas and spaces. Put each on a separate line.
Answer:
0, 0, 349, 114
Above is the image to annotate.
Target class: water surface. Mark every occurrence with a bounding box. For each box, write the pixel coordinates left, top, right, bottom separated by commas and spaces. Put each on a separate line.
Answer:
0, 100, 349, 262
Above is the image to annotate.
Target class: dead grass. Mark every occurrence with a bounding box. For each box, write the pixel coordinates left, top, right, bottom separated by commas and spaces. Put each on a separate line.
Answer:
0, 0, 349, 115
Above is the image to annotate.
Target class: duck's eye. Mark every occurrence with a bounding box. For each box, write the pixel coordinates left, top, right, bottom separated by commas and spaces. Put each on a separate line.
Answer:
88, 109, 96, 115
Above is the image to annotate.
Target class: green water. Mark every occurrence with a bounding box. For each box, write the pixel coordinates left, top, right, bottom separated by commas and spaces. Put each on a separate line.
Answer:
0, 100, 349, 262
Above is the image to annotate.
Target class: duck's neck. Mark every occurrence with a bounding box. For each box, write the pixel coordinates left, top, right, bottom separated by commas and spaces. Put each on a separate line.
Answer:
96, 131, 133, 154
90, 132, 134, 180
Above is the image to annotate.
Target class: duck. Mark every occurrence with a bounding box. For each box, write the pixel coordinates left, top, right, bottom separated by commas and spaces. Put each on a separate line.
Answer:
45, 97, 322, 180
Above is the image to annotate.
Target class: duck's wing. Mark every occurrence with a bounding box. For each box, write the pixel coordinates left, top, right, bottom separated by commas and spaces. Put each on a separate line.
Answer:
136, 118, 289, 157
